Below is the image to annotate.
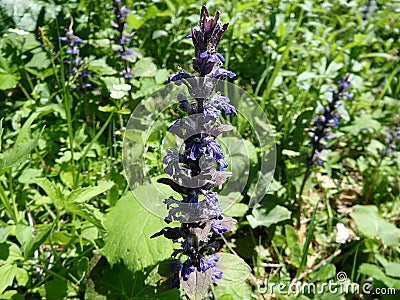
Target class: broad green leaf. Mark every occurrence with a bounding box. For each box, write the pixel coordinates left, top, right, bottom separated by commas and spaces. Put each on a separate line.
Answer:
132, 58, 157, 77
0, 264, 17, 295
350, 205, 400, 247
224, 203, 248, 218
0, 0, 60, 31
310, 263, 336, 281
247, 205, 291, 229
0, 141, 35, 172
15, 267, 29, 286
66, 181, 114, 203
0, 73, 20, 90
25, 50, 50, 69
88, 59, 117, 76
296, 71, 318, 82
15, 224, 32, 248
40, 279, 68, 300
359, 264, 400, 289
102, 193, 174, 271
213, 282, 252, 300
126, 14, 145, 30
155, 69, 170, 84
216, 253, 251, 287
85, 258, 179, 299
385, 262, 400, 278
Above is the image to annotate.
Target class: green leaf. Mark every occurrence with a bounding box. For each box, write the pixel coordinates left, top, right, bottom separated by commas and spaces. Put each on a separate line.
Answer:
0, 264, 17, 295
86, 258, 179, 299
385, 263, 400, 278
132, 58, 157, 77
341, 113, 381, 134
88, 59, 117, 76
152, 30, 168, 39
25, 50, 50, 69
0, 73, 20, 90
15, 267, 29, 286
0, 141, 34, 172
126, 14, 145, 30
247, 204, 291, 228
15, 224, 32, 248
64, 201, 106, 233
217, 253, 251, 287
224, 203, 248, 218
32, 178, 64, 210
67, 181, 114, 203
310, 263, 336, 281
296, 71, 319, 82
0, 127, 42, 173
102, 193, 174, 272
0, 242, 23, 263
359, 264, 400, 289
0, 227, 10, 243
0, 0, 60, 31
213, 282, 253, 300
155, 69, 170, 84
24, 225, 52, 259
350, 205, 400, 247
40, 279, 68, 300
284, 225, 298, 247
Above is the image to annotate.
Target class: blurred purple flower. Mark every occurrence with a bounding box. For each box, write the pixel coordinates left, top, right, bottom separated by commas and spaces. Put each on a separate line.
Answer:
307, 75, 351, 165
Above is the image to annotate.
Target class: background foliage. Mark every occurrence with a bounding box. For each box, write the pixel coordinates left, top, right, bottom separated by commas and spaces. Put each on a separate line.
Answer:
0, 0, 399, 299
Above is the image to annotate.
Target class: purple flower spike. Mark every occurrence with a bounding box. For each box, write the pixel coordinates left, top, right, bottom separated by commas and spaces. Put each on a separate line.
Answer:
112, 0, 134, 80
307, 75, 351, 165
59, 23, 91, 91
152, 7, 237, 293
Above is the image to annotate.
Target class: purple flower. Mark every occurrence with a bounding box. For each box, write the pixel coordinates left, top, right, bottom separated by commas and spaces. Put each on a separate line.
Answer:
204, 94, 237, 119
59, 27, 91, 91
180, 259, 195, 281
201, 190, 218, 205
112, 0, 134, 80
185, 139, 203, 160
203, 104, 220, 119
206, 139, 224, 160
200, 51, 225, 63
211, 267, 223, 283
198, 254, 219, 272
307, 75, 351, 165
168, 70, 191, 85
210, 220, 227, 235
211, 67, 236, 80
